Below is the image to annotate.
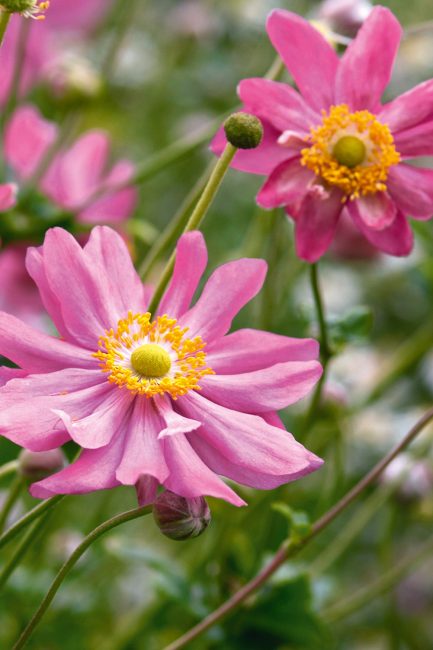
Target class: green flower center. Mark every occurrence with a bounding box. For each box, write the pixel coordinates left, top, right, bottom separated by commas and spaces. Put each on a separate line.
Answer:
130, 344, 172, 378
332, 135, 366, 168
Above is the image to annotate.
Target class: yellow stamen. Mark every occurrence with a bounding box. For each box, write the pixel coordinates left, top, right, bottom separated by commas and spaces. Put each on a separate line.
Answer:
300, 104, 400, 199
93, 311, 214, 399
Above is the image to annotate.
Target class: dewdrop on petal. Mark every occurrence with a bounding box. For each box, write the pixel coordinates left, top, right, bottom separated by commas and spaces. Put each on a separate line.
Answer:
224, 112, 263, 149
19, 448, 66, 482
0, 0, 49, 19
153, 490, 211, 541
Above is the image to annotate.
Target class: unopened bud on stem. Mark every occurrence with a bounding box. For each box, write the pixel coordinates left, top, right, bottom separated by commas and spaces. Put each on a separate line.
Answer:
18, 448, 65, 481
153, 490, 211, 541
224, 112, 263, 149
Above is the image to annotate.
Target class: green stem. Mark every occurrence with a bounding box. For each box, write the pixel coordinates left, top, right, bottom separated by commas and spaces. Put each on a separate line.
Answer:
322, 536, 433, 623
0, 509, 52, 589
147, 142, 236, 314
13, 505, 152, 649
303, 263, 332, 431
0, 11, 10, 47
0, 495, 64, 551
0, 460, 18, 482
1, 16, 30, 128
138, 160, 213, 280
101, 0, 140, 77
163, 406, 433, 650
0, 476, 23, 534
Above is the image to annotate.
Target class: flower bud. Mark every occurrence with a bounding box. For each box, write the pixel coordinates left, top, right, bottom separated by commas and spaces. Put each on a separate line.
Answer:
318, 0, 373, 37
18, 448, 65, 481
0, 0, 49, 19
224, 112, 263, 149
153, 490, 211, 541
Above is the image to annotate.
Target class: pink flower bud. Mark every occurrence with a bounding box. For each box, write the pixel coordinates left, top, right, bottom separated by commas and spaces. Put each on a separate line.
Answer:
153, 490, 211, 541
318, 0, 373, 37
18, 448, 66, 481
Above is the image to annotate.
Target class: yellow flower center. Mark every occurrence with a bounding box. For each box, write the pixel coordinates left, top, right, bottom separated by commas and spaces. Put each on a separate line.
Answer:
300, 104, 400, 199
93, 311, 214, 399
130, 344, 172, 378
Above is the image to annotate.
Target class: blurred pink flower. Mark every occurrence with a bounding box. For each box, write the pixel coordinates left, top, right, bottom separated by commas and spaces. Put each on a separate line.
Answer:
44, 0, 114, 32
213, 7, 433, 261
5, 105, 137, 224
0, 227, 323, 505
0, 1, 113, 105
0, 245, 46, 331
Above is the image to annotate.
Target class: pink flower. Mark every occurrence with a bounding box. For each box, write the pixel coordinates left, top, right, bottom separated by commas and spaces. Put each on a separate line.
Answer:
0, 227, 323, 505
44, 0, 114, 32
5, 105, 137, 224
0, 246, 47, 331
212, 7, 433, 262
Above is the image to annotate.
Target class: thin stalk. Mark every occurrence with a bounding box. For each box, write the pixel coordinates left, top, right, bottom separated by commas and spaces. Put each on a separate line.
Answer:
147, 142, 236, 314
101, 0, 140, 77
163, 407, 433, 650
322, 536, 433, 623
303, 263, 332, 431
0, 495, 64, 551
138, 160, 213, 279
0, 460, 18, 482
13, 505, 152, 649
0, 509, 52, 589
0, 11, 10, 47
2, 17, 30, 127
0, 476, 23, 533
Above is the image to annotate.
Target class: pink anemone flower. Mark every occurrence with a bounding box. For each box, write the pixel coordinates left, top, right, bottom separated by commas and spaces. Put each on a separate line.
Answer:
212, 6, 433, 262
0, 227, 323, 506
4, 105, 137, 224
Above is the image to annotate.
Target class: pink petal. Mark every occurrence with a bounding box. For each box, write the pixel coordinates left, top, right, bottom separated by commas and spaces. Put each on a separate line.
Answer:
161, 433, 246, 506
115, 398, 169, 486
78, 160, 138, 224
83, 226, 148, 315
206, 328, 319, 374
30, 436, 124, 499
257, 157, 314, 209
53, 387, 133, 449
293, 188, 344, 262
354, 192, 397, 230
335, 7, 402, 111
0, 312, 94, 372
5, 106, 58, 180
387, 164, 433, 219
0, 183, 17, 211
0, 367, 27, 387
45, 131, 110, 207
26, 247, 70, 341
180, 392, 323, 479
392, 120, 433, 158
45, 0, 113, 31
0, 370, 107, 451
238, 78, 320, 133
199, 360, 322, 413
266, 9, 339, 111
39, 228, 126, 348
179, 258, 267, 342
348, 201, 413, 256
210, 120, 291, 175
154, 396, 201, 439
378, 79, 433, 133
158, 231, 208, 318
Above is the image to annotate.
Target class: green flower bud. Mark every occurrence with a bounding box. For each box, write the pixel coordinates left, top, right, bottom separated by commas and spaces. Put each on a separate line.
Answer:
224, 112, 263, 149
18, 448, 66, 481
153, 490, 211, 541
